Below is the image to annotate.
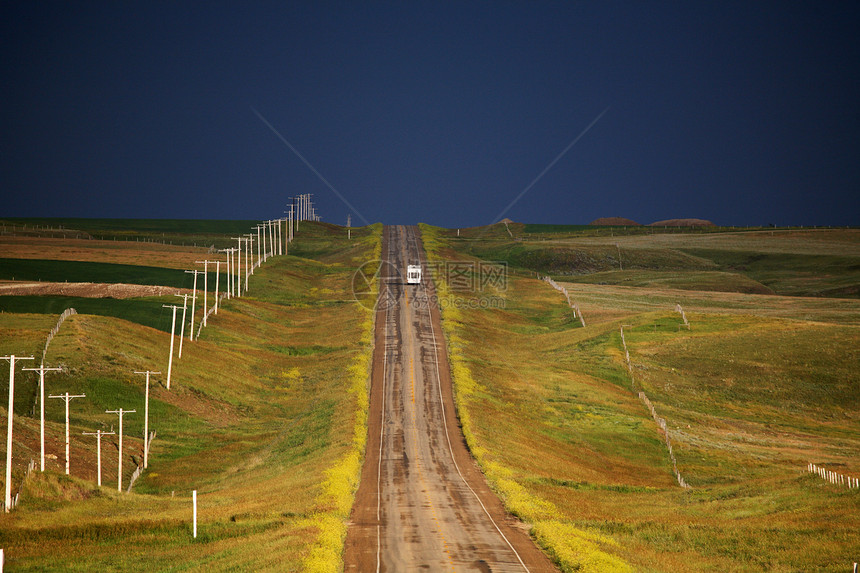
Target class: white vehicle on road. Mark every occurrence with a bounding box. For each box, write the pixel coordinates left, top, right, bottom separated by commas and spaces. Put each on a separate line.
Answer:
406, 264, 422, 285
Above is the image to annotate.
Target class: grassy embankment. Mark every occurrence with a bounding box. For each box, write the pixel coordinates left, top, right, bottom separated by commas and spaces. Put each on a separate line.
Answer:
0, 221, 381, 571
421, 223, 859, 572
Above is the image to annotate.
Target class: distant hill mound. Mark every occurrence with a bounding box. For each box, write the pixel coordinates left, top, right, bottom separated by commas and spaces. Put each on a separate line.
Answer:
589, 217, 641, 226
649, 218, 715, 227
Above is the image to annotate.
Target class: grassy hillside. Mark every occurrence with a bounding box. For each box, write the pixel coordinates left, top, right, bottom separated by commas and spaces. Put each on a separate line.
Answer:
0, 221, 381, 571
458, 228, 860, 298
421, 223, 859, 572
0, 295, 183, 335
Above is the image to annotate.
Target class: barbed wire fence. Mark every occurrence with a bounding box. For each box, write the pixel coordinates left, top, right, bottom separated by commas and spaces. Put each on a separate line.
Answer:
30, 308, 77, 416
127, 431, 156, 493
42, 308, 76, 364
675, 303, 690, 329
807, 463, 859, 489
542, 275, 586, 326
2, 459, 36, 512
620, 324, 690, 489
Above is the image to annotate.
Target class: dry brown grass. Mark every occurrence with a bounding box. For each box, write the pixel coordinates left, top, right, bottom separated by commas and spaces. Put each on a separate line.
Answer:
0, 236, 209, 268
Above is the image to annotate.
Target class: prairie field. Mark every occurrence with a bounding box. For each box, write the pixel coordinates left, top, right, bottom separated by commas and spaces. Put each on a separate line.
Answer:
422, 223, 859, 572
458, 227, 860, 298
1, 219, 857, 572
0, 221, 380, 571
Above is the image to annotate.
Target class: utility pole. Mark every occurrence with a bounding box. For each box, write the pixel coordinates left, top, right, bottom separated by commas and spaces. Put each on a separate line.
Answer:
22, 363, 62, 472
81, 429, 114, 487
270, 219, 276, 257
162, 304, 181, 389
194, 261, 210, 327
256, 224, 263, 269
218, 249, 230, 299
105, 408, 135, 492
233, 247, 239, 291
213, 260, 221, 315
245, 234, 255, 281
278, 218, 284, 255
227, 248, 233, 298
231, 237, 244, 296
133, 371, 160, 469
175, 294, 188, 358
48, 392, 86, 475
261, 223, 268, 264
286, 199, 294, 243
219, 248, 235, 299
3, 355, 34, 512
347, 214, 351, 240
184, 269, 202, 341
262, 222, 268, 262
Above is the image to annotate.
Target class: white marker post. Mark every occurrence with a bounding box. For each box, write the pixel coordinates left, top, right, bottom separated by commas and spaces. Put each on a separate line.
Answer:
184, 269, 201, 341
3, 355, 34, 512
21, 364, 62, 472
48, 392, 86, 475
133, 371, 160, 468
192, 489, 198, 538
105, 408, 135, 492
81, 429, 114, 487
162, 304, 180, 390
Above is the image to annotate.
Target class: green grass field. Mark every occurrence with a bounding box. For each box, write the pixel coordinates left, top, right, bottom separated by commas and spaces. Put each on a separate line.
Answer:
0, 258, 224, 288
0, 295, 183, 336
0, 221, 381, 571
421, 223, 860, 572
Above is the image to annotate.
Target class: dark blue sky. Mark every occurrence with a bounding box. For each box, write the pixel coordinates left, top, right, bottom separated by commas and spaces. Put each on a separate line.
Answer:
2, 2, 858, 227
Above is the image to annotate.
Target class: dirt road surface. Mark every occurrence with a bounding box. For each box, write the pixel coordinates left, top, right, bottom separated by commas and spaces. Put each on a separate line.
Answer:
344, 226, 556, 572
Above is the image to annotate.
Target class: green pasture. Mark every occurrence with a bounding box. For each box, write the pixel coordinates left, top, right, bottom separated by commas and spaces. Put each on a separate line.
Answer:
0, 258, 228, 290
